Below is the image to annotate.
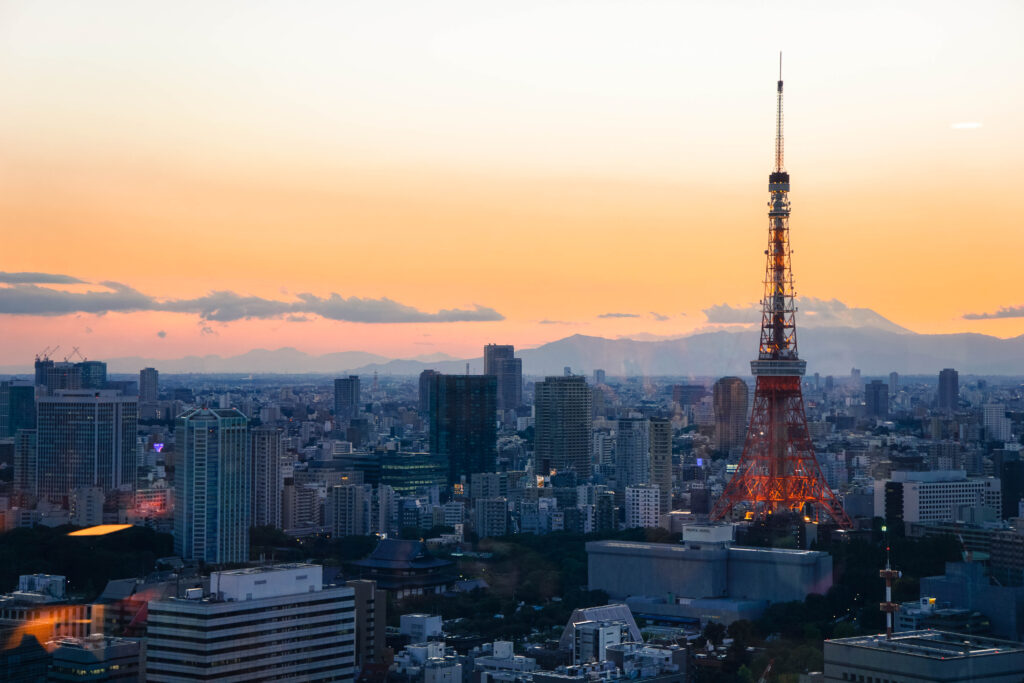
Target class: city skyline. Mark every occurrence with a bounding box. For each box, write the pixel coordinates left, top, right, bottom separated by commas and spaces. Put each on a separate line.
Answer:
2, 2, 1023, 361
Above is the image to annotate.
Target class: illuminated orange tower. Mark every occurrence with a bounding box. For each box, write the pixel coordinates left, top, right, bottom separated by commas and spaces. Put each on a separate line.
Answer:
711, 59, 852, 528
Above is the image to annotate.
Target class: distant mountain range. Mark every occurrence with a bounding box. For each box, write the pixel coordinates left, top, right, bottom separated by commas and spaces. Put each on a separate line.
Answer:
3, 326, 1023, 377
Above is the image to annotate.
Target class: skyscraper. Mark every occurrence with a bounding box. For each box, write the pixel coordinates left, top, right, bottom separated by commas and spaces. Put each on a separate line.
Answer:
649, 418, 673, 515
888, 371, 899, 398
139, 367, 159, 403
175, 407, 250, 564
615, 418, 650, 504
483, 344, 523, 411
534, 376, 592, 479
428, 374, 497, 486
418, 369, 440, 413
251, 426, 283, 528
938, 368, 959, 413
333, 376, 361, 422
712, 377, 748, 452
78, 361, 107, 390
865, 380, 889, 418
35, 390, 138, 504
0, 380, 35, 438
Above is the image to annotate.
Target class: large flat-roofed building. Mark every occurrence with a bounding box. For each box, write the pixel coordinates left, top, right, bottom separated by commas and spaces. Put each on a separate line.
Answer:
587, 525, 832, 625
146, 563, 355, 682
823, 630, 1024, 683
875, 470, 1001, 525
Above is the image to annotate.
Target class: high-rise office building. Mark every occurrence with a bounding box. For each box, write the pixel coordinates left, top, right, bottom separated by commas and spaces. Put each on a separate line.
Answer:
865, 380, 889, 418
938, 368, 959, 413
174, 407, 250, 564
251, 426, 283, 528
13, 429, 37, 498
78, 361, 107, 390
35, 390, 138, 504
334, 376, 361, 422
484, 344, 523, 411
139, 367, 159, 403
147, 564, 355, 682
346, 579, 387, 670
43, 362, 82, 392
418, 369, 440, 413
534, 376, 592, 479
428, 374, 497, 486
474, 497, 508, 538
649, 418, 672, 515
0, 380, 35, 438
615, 418, 650, 503
712, 377, 748, 452
888, 371, 899, 398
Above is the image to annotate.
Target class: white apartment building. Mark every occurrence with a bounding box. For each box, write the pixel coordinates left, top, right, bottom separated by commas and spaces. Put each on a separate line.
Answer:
625, 484, 661, 529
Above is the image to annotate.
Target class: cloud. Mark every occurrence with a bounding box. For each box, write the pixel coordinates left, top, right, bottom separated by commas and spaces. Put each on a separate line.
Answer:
963, 305, 1024, 320
539, 319, 573, 325
0, 279, 504, 324
200, 326, 216, 336
0, 271, 87, 284
285, 314, 311, 323
649, 312, 669, 321
598, 312, 640, 319
703, 297, 911, 333
702, 302, 761, 324
84, 326, 93, 334
951, 122, 982, 130
157, 330, 167, 338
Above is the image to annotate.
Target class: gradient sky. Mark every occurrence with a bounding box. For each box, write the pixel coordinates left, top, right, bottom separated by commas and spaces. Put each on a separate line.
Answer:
2, 1, 1023, 362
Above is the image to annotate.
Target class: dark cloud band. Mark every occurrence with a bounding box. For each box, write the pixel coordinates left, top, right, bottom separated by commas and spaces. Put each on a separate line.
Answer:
0, 279, 504, 324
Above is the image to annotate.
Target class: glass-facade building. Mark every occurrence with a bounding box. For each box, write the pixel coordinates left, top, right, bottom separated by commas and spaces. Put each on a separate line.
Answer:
35, 390, 138, 504
174, 408, 250, 564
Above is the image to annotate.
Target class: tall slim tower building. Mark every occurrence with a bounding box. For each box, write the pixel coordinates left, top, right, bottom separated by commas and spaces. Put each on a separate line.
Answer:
713, 377, 749, 452
35, 390, 138, 504
711, 64, 851, 528
534, 376, 592, 479
139, 367, 159, 403
175, 407, 250, 564
938, 368, 959, 413
865, 380, 889, 418
333, 376, 361, 422
649, 418, 673, 515
251, 426, 283, 528
428, 374, 497, 486
0, 379, 35, 438
484, 344, 523, 411
615, 417, 650, 502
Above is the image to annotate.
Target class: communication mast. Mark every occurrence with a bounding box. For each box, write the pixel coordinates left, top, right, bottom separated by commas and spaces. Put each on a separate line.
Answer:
710, 57, 853, 528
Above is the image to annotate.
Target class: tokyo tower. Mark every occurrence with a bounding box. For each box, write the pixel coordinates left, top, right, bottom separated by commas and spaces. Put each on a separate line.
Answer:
710, 59, 852, 528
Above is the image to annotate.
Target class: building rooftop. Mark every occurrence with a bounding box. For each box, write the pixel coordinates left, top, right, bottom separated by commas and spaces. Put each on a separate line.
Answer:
829, 629, 1024, 660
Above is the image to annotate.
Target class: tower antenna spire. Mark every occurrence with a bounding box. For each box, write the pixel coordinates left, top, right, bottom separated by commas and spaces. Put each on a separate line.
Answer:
775, 52, 784, 172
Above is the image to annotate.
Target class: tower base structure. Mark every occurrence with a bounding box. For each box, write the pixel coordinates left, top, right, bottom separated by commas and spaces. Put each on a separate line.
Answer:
711, 374, 852, 528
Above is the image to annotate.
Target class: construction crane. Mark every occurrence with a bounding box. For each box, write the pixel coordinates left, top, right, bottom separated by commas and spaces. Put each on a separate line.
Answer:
65, 346, 87, 362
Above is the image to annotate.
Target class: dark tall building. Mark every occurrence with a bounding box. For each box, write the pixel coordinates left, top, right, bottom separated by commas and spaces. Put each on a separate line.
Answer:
334, 376, 361, 421
139, 367, 159, 403
712, 377, 748, 452
428, 374, 497, 486
418, 369, 440, 413
938, 368, 959, 413
0, 380, 35, 438
535, 376, 592, 479
78, 361, 107, 390
251, 427, 283, 528
484, 344, 522, 411
865, 379, 889, 418
43, 362, 81, 391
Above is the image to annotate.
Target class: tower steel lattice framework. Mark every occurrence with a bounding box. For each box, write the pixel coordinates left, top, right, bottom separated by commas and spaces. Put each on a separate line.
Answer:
710, 60, 853, 528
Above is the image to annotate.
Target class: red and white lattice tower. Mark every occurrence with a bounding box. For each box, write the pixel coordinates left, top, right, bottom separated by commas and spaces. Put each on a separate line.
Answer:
710, 59, 852, 528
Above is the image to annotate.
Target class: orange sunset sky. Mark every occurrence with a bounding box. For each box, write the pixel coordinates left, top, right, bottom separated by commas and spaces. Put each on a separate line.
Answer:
1, 1, 1023, 362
